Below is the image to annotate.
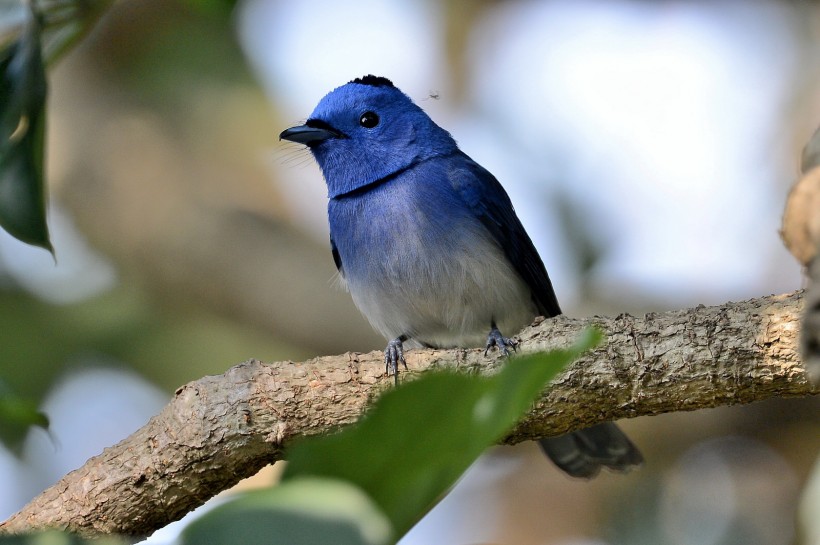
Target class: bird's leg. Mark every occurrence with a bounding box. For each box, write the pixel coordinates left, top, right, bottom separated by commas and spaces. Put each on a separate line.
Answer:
384, 335, 408, 385
484, 323, 517, 356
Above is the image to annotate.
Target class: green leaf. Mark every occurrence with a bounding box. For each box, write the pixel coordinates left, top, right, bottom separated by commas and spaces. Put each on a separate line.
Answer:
181, 331, 599, 545
181, 0, 239, 17
38, 1, 115, 65
0, 379, 49, 454
181, 477, 393, 545
0, 530, 124, 544
0, 6, 51, 252
282, 329, 601, 535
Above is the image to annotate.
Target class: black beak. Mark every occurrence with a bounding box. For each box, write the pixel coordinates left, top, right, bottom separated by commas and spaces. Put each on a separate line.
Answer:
279, 120, 343, 146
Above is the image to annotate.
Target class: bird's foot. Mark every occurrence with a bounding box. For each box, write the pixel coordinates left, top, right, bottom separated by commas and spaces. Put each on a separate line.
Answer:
384, 336, 408, 385
484, 327, 517, 356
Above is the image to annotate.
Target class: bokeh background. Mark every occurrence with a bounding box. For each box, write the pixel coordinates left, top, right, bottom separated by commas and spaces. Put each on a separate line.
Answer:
1, 0, 820, 543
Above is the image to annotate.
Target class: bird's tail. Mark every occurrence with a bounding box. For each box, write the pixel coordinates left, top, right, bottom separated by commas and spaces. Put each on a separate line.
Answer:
538, 422, 643, 479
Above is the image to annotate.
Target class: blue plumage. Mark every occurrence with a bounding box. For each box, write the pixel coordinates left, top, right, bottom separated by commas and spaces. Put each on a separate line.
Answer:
280, 76, 642, 478
328, 153, 541, 349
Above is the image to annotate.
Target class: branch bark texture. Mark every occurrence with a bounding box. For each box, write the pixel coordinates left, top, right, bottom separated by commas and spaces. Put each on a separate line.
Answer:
1, 291, 815, 538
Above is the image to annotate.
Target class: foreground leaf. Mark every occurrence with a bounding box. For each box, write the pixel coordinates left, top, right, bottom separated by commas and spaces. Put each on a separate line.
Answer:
0, 379, 48, 454
0, 530, 123, 544
0, 7, 50, 251
182, 477, 393, 545
282, 329, 601, 535
181, 331, 599, 545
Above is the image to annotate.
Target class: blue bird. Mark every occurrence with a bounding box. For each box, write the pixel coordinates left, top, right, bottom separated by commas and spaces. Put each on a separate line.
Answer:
280, 75, 642, 478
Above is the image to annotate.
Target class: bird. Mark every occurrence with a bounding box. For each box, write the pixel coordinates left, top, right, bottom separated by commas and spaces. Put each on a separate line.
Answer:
280, 75, 643, 478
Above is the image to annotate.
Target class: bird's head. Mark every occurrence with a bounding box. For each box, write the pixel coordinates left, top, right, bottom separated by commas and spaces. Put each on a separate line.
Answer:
280, 76, 457, 199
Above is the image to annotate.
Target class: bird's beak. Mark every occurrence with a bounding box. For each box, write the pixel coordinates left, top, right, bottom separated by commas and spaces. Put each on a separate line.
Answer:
279, 121, 342, 146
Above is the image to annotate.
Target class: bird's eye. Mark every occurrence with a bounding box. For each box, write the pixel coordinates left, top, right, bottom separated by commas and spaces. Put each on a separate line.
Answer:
359, 111, 379, 128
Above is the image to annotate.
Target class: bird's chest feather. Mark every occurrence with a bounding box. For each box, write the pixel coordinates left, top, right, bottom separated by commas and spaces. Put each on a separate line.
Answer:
330, 172, 487, 290
327, 169, 535, 346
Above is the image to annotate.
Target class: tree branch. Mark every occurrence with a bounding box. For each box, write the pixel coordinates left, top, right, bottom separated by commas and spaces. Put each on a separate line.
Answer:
1, 291, 815, 539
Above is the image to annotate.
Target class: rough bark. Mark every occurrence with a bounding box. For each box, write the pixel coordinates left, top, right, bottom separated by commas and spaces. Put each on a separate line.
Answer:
1, 291, 816, 539
781, 138, 820, 381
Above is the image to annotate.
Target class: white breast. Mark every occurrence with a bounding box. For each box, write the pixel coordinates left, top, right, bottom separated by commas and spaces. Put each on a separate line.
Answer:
343, 222, 538, 348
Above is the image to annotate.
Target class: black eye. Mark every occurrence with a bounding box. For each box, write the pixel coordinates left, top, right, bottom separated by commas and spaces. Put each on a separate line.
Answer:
359, 111, 379, 128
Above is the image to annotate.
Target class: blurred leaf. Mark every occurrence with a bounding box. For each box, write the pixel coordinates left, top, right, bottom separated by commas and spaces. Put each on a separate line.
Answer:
0, 530, 124, 544
0, 1, 114, 65
181, 332, 598, 545
0, 6, 51, 252
553, 189, 608, 280
181, 0, 239, 17
282, 329, 601, 536
0, 378, 48, 454
181, 477, 393, 545
38, 1, 114, 65
0, 0, 113, 252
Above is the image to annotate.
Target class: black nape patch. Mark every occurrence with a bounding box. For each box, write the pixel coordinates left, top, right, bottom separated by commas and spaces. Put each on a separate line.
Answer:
350, 75, 394, 88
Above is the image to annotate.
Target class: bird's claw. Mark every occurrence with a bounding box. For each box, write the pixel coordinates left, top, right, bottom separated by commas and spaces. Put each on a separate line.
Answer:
384, 337, 408, 385
484, 327, 517, 357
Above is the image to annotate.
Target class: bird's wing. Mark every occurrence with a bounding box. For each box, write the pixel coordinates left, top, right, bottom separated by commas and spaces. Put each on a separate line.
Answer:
447, 153, 561, 317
